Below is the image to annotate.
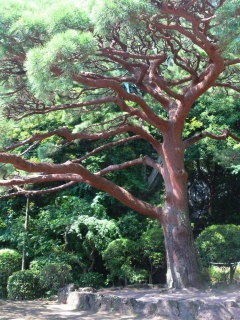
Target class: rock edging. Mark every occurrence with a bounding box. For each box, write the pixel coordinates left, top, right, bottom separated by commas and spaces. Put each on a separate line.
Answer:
66, 291, 235, 320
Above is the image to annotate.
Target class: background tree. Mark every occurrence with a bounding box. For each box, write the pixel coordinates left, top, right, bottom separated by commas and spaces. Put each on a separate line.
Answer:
0, 0, 239, 288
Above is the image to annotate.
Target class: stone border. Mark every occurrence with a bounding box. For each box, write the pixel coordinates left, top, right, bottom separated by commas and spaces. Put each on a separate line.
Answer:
66, 291, 235, 320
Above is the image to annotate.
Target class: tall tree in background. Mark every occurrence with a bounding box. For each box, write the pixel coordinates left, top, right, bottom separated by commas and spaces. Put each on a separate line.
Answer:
0, 0, 239, 288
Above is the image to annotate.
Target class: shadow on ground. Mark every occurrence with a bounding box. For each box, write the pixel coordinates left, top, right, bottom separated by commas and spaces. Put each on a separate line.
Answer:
0, 299, 148, 320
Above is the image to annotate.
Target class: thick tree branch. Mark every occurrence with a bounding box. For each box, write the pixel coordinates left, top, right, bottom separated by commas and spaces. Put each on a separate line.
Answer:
51, 65, 172, 117
72, 135, 142, 163
99, 49, 176, 108
1, 124, 162, 155
149, 59, 184, 101
184, 129, 240, 148
225, 59, 240, 66
0, 181, 77, 198
0, 154, 162, 220
96, 155, 162, 176
213, 82, 240, 93
0, 174, 83, 186
10, 96, 119, 120
86, 80, 169, 128
166, 76, 192, 87
115, 96, 169, 130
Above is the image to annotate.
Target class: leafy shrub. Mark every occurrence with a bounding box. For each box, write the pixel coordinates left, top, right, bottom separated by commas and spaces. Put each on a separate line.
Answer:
7, 270, 42, 300
39, 263, 72, 294
103, 238, 148, 285
30, 253, 72, 271
208, 266, 228, 285
29, 257, 47, 272
77, 272, 104, 289
200, 267, 210, 284
195, 224, 240, 284
30, 253, 81, 281
0, 249, 21, 297
195, 224, 240, 266
233, 266, 240, 283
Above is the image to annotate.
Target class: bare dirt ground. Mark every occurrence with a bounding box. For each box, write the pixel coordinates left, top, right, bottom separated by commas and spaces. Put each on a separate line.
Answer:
0, 299, 144, 320
1, 286, 240, 320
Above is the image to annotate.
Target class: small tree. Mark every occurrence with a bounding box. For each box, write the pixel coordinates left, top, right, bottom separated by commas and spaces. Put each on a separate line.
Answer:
103, 238, 147, 286
195, 224, 240, 284
140, 220, 165, 284
70, 215, 120, 273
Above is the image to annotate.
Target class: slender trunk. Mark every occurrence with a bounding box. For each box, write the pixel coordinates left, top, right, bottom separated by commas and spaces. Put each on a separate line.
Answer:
63, 224, 71, 251
229, 264, 236, 284
149, 263, 153, 285
149, 274, 153, 285
124, 275, 128, 286
22, 195, 30, 271
160, 133, 202, 289
88, 240, 95, 272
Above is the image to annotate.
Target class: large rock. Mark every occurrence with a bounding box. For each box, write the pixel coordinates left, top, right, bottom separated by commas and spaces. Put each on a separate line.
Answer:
156, 299, 179, 319
197, 301, 234, 320
58, 283, 75, 304
78, 287, 97, 293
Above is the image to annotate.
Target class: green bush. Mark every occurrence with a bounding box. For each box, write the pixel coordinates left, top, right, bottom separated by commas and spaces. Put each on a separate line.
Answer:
0, 249, 21, 298
200, 267, 210, 284
29, 253, 81, 282
195, 224, 240, 266
103, 238, 148, 285
30, 254, 71, 271
208, 266, 228, 285
233, 266, 240, 283
39, 263, 72, 294
77, 272, 104, 289
195, 224, 240, 284
7, 270, 42, 300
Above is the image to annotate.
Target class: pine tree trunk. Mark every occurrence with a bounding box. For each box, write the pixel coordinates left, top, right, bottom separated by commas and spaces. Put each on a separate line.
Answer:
162, 217, 201, 288
159, 132, 202, 289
